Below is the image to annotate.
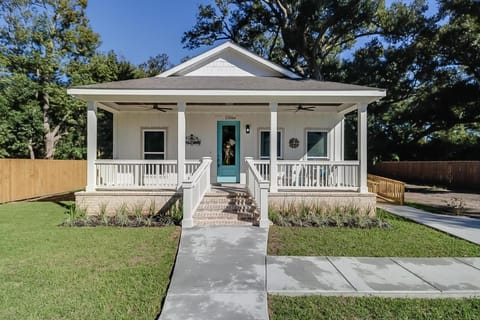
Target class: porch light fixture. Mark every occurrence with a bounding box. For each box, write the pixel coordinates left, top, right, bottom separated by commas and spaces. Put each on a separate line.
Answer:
245, 124, 250, 134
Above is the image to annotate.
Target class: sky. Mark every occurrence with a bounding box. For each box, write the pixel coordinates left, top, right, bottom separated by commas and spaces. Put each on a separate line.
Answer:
86, 0, 438, 67
87, 1, 208, 66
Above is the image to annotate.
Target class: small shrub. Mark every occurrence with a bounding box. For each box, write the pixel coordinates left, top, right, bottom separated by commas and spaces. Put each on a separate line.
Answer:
98, 202, 109, 226
444, 197, 466, 215
63, 203, 87, 226
114, 204, 130, 226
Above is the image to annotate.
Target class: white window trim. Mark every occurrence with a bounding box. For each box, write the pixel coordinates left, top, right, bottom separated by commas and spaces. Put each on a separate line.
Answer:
142, 128, 167, 160
258, 128, 284, 160
305, 129, 329, 160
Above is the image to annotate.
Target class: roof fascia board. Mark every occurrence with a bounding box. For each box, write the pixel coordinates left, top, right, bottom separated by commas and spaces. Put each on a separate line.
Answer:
158, 42, 301, 79
68, 88, 386, 98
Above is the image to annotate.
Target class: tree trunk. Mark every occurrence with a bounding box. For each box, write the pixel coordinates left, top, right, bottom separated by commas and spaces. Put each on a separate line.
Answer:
27, 139, 35, 159
42, 90, 61, 159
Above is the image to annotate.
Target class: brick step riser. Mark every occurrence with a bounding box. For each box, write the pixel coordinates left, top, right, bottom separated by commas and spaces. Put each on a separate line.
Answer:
200, 199, 255, 205
203, 196, 252, 201
204, 195, 251, 199
196, 205, 256, 211
194, 220, 254, 226
194, 213, 255, 219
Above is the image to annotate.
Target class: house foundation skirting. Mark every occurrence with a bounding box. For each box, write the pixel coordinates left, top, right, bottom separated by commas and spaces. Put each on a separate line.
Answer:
75, 191, 180, 215
268, 192, 377, 215
76, 190, 376, 216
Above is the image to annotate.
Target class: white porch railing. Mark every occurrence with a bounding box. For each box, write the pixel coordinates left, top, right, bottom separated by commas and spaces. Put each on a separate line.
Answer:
245, 157, 270, 228
182, 157, 212, 228
95, 159, 201, 189
253, 160, 360, 190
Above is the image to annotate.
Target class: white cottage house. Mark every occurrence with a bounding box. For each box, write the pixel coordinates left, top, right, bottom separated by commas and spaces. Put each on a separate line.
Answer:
68, 42, 386, 228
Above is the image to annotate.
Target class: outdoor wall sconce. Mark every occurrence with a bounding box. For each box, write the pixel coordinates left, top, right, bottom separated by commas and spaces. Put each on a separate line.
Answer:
245, 124, 250, 134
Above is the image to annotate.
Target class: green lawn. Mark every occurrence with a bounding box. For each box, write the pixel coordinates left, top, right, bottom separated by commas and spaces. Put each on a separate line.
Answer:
0, 201, 180, 320
269, 296, 480, 320
268, 209, 480, 256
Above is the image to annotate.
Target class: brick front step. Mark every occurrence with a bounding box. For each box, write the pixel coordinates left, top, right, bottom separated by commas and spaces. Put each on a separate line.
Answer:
193, 188, 258, 226
194, 219, 255, 226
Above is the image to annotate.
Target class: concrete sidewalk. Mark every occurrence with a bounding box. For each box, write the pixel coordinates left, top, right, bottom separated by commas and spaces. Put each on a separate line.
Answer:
268, 256, 480, 297
379, 204, 480, 245
159, 227, 269, 320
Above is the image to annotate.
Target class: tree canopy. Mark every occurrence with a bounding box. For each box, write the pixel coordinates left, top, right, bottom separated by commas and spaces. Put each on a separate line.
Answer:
0, 0, 170, 159
184, 0, 480, 161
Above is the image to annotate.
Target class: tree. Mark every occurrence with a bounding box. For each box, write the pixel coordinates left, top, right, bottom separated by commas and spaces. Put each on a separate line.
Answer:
183, 0, 384, 80
0, 0, 99, 159
341, 0, 480, 161
139, 53, 171, 77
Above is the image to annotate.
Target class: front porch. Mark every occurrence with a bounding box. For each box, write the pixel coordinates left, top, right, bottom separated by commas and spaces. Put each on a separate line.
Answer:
75, 155, 376, 228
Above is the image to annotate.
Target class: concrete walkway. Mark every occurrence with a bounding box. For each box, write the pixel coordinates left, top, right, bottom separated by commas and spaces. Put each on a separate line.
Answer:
379, 204, 480, 245
159, 227, 269, 320
268, 256, 480, 297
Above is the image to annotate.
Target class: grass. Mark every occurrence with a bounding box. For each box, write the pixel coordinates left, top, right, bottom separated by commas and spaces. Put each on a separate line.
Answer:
0, 201, 180, 320
269, 295, 480, 320
268, 209, 480, 256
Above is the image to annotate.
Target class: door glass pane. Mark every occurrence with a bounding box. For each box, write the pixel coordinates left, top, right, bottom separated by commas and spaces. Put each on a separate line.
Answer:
307, 131, 327, 158
144, 131, 164, 152
222, 125, 236, 165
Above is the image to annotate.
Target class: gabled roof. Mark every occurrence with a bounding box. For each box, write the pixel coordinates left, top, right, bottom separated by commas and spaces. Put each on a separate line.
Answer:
158, 41, 302, 79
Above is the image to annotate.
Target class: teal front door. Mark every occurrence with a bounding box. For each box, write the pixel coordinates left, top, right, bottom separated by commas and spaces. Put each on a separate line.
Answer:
217, 121, 240, 183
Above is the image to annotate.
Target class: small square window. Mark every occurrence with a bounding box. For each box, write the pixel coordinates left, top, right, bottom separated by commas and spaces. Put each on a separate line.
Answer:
260, 130, 282, 160
306, 131, 328, 159
143, 130, 166, 160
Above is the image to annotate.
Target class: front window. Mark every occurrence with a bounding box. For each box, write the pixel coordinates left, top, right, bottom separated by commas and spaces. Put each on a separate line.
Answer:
260, 130, 282, 159
306, 130, 328, 159
143, 129, 166, 160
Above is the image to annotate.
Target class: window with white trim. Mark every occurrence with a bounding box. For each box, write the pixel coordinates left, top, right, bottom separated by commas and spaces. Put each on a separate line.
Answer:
306, 130, 328, 159
259, 130, 282, 159
143, 129, 166, 160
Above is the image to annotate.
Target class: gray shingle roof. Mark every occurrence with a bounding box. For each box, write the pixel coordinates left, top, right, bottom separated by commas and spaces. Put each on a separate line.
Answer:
73, 76, 384, 92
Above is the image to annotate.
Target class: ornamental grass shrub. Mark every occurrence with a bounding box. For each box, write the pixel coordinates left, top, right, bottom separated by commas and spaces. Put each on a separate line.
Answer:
269, 201, 389, 228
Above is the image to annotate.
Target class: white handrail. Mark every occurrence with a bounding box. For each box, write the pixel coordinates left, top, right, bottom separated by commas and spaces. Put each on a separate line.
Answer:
250, 160, 360, 191
94, 159, 201, 190
182, 157, 212, 228
245, 157, 270, 228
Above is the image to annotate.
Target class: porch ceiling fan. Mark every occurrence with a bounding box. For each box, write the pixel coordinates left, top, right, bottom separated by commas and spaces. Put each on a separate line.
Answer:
290, 104, 316, 112
115, 102, 173, 112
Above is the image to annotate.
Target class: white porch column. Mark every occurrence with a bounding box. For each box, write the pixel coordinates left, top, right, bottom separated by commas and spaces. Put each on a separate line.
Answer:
358, 103, 368, 193
177, 102, 186, 189
269, 102, 278, 192
86, 101, 97, 192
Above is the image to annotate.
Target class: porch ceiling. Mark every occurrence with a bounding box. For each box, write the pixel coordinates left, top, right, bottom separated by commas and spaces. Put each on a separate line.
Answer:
98, 101, 358, 114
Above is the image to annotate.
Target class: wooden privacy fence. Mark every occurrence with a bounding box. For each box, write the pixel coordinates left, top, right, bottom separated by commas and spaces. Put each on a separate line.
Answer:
372, 161, 480, 189
0, 159, 86, 203
368, 174, 405, 205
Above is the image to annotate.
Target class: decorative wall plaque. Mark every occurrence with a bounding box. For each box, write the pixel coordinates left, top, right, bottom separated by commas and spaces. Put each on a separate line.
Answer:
186, 134, 201, 145
289, 137, 299, 149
